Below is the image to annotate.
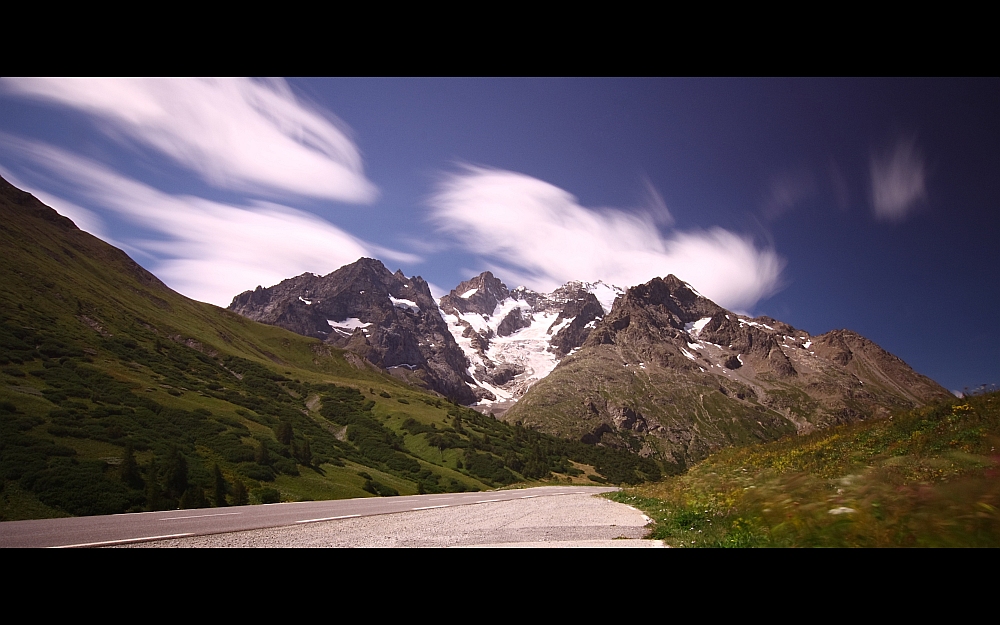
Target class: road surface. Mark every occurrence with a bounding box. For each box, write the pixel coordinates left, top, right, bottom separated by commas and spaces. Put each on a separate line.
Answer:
1, 485, 659, 548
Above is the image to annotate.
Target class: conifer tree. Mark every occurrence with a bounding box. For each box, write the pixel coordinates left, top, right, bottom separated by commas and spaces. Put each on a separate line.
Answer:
213, 463, 228, 507
163, 446, 189, 500
145, 458, 164, 512
232, 480, 249, 506
275, 421, 293, 445
180, 485, 208, 509
255, 439, 270, 465
299, 438, 312, 466
120, 442, 144, 490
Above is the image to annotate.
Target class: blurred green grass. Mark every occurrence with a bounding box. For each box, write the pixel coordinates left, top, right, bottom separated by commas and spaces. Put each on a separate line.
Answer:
612, 389, 1000, 547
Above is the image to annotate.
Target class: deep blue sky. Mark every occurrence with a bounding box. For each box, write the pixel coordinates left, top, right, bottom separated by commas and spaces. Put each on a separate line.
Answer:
0, 77, 996, 393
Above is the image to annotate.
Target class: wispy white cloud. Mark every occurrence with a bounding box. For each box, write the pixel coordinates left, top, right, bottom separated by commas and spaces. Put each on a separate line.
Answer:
4, 138, 417, 307
640, 176, 675, 227
429, 166, 784, 311
870, 137, 927, 222
0, 77, 378, 203
762, 169, 815, 220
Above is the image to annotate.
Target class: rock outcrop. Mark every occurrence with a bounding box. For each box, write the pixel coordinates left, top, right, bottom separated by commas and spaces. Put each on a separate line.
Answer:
229, 258, 478, 404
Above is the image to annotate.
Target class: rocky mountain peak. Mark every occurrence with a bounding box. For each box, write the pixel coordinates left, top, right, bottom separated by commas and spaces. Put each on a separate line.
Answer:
228, 257, 477, 404
439, 271, 510, 316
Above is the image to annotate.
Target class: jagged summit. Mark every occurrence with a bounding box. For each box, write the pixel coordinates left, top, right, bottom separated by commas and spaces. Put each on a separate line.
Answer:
229, 257, 478, 404
439, 271, 510, 317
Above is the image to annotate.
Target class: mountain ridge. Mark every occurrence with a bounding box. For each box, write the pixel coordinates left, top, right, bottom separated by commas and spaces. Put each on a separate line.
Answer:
503, 273, 953, 470
227, 254, 951, 472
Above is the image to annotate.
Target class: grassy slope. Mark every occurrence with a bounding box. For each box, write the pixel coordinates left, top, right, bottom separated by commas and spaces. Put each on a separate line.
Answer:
1, 178, 656, 520
610, 390, 1000, 547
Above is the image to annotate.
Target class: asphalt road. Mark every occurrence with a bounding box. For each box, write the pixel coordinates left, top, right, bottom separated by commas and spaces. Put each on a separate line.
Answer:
0, 485, 621, 548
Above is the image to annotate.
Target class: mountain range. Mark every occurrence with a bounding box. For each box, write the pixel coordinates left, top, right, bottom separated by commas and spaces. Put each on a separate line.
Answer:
230, 259, 951, 472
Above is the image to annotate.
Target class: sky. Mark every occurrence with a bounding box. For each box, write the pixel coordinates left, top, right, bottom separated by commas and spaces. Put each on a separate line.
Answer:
0, 77, 996, 394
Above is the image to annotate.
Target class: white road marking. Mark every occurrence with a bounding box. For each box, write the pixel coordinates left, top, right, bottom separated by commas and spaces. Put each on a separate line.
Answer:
412, 505, 450, 510
160, 512, 242, 520
475, 499, 502, 503
296, 515, 361, 524
50, 533, 195, 548
520, 495, 539, 499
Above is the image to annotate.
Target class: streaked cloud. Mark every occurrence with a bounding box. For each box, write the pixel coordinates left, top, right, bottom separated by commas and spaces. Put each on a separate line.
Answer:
429, 166, 784, 311
870, 137, 927, 222
640, 176, 675, 227
1, 77, 378, 203
762, 169, 815, 220
4, 138, 416, 307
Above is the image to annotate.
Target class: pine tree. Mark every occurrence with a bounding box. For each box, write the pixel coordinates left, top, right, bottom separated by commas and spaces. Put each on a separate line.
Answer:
163, 446, 189, 500
180, 486, 208, 509
145, 458, 164, 512
275, 421, 293, 445
300, 438, 312, 466
213, 463, 228, 507
120, 442, 144, 490
292, 438, 312, 466
255, 439, 270, 465
232, 480, 249, 506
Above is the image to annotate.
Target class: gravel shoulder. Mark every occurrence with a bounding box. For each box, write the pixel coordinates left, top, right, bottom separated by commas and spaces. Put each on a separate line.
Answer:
122, 492, 665, 548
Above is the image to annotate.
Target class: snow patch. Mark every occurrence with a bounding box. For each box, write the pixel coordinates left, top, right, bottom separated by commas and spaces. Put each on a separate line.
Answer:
548, 316, 575, 335
328, 318, 371, 330
738, 318, 775, 331
583, 281, 623, 314
685, 317, 713, 337
299, 296, 312, 305
802, 340, 812, 349
459, 288, 478, 299
389, 296, 420, 313
681, 348, 696, 360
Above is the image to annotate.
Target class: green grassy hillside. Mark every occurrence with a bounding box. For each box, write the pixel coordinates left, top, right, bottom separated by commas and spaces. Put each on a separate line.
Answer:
611, 389, 1000, 547
0, 176, 656, 520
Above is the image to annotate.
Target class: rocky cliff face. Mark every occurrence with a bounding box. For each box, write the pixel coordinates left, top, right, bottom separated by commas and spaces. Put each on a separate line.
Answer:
504, 274, 953, 470
229, 258, 478, 404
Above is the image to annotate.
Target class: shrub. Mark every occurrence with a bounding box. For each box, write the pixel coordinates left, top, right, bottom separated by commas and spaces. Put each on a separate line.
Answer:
255, 487, 281, 504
